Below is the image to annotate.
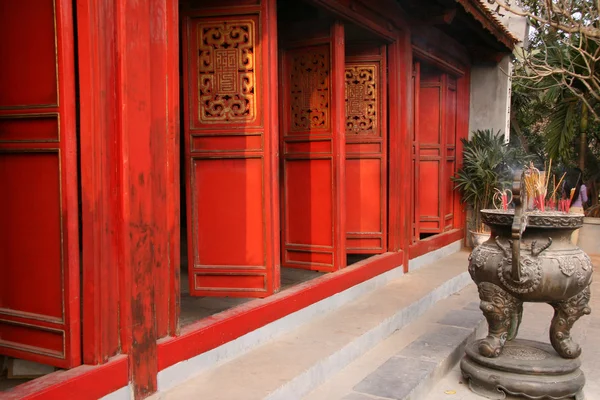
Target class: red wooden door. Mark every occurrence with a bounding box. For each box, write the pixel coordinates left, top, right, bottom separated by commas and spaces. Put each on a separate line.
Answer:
280, 23, 346, 272
182, 5, 279, 298
0, 0, 80, 368
417, 64, 444, 235
413, 61, 460, 239
345, 45, 387, 254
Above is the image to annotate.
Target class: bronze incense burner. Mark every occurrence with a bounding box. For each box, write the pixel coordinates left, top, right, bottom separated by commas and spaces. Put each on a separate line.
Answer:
460, 173, 592, 400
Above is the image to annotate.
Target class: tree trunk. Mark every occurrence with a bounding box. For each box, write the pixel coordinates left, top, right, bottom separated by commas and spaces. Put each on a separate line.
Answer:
579, 104, 588, 171
510, 114, 529, 152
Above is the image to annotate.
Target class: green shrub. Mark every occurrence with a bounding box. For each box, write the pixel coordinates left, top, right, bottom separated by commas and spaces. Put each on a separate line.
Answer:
453, 129, 523, 232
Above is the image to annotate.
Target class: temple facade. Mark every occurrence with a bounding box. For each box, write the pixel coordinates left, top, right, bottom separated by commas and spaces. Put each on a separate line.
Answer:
0, 0, 521, 398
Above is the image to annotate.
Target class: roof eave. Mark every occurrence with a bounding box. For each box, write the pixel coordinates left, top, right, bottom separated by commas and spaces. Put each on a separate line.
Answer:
455, 0, 520, 51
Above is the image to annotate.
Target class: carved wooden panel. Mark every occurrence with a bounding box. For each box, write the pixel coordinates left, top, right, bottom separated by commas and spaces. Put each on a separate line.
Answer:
345, 65, 377, 135
289, 49, 330, 132
281, 22, 346, 272
197, 19, 256, 123
184, 9, 278, 298
344, 46, 387, 254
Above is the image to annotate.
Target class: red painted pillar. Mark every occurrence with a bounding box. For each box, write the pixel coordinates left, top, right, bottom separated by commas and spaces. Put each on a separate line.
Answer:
387, 29, 412, 270
115, 0, 178, 396
78, 0, 121, 365
78, 0, 178, 397
454, 69, 470, 234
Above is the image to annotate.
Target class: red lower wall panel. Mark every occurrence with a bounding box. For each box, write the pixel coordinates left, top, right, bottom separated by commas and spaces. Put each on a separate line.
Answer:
1, 355, 128, 400
408, 228, 464, 260
157, 251, 404, 370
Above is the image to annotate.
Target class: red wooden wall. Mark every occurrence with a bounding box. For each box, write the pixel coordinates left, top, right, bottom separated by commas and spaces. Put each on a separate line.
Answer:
0, 0, 80, 369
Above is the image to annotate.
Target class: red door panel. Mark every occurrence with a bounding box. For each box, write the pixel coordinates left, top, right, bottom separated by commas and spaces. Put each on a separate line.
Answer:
345, 45, 387, 254
411, 63, 420, 243
183, 8, 278, 297
444, 78, 458, 231
0, 0, 80, 368
281, 23, 346, 272
414, 61, 461, 240
418, 69, 443, 234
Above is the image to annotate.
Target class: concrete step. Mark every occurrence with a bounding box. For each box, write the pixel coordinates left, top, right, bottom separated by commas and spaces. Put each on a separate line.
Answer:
151, 250, 474, 400
303, 282, 484, 400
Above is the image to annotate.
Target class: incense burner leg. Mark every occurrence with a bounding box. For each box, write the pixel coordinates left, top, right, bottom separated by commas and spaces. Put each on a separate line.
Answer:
477, 282, 520, 358
550, 286, 591, 359
507, 301, 523, 342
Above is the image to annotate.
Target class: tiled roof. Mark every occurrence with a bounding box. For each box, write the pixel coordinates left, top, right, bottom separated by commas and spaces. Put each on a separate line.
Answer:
455, 0, 521, 49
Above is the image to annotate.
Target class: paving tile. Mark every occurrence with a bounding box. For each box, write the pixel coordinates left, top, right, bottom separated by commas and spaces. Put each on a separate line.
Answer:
398, 326, 473, 363
462, 302, 481, 311
342, 393, 389, 400
437, 309, 484, 329
353, 356, 436, 400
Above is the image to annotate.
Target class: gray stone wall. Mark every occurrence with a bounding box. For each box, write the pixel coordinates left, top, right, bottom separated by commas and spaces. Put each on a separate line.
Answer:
468, 55, 512, 140
468, 5, 529, 140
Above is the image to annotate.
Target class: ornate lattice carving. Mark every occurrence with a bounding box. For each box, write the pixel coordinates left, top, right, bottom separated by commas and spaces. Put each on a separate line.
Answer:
197, 19, 256, 123
345, 65, 377, 135
289, 49, 330, 131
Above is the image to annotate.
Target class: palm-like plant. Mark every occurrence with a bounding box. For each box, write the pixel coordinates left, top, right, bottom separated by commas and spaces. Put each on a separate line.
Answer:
453, 129, 519, 233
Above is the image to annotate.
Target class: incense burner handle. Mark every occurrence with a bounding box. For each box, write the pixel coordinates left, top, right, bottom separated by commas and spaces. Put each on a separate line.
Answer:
511, 171, 526, 281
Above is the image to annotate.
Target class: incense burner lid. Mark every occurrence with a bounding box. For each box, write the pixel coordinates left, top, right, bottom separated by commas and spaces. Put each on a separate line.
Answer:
481, 209, 584, 229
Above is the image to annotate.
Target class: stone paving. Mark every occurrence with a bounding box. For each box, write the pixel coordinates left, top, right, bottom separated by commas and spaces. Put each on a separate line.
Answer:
304, 283, 486, 400
352, 323, 483, 400
306, 255, 600, 400
153, 251, 474, 400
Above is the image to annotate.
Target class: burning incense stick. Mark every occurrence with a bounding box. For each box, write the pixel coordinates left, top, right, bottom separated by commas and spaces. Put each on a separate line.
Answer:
523, 162, 547, 211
